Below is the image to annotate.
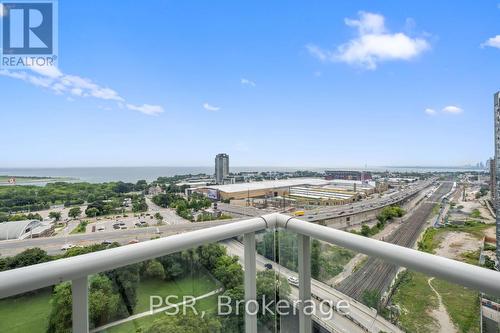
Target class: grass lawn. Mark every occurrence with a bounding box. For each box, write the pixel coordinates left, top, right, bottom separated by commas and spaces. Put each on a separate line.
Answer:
418, 222, 492, 254
134, 268, 219, 313
0, 289, 52, 333
392, 271, 439, 333
395, 221, 486, 332
432, 279, 480, 333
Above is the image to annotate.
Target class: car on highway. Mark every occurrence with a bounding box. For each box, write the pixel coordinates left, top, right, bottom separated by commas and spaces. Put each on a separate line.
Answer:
61, 243, 75, 251
287, 276, 299, 286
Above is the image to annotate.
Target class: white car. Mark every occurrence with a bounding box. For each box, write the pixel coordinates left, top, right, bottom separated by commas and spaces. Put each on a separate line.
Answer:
61, 243, 75, 251
287, 276, 299, 286
97, 226, 105, 231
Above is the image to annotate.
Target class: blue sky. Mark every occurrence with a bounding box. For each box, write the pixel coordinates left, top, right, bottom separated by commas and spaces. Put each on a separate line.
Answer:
1, 0, 499, 168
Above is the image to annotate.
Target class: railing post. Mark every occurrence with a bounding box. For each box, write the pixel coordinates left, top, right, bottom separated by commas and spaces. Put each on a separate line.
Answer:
298, 234, 312, 333
72, 276, 89, 333
244, 232, 257, 333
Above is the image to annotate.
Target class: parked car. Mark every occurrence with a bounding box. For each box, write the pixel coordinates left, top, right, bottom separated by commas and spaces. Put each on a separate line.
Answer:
128, 239, 139, 244
264, 263, 273, 270
101, 240, 113, 246
97, 226, 105, 231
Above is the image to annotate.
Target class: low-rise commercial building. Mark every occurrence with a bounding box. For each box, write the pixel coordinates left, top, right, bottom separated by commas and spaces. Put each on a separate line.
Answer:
0, 220, 54, 240
198, 178, 332, 200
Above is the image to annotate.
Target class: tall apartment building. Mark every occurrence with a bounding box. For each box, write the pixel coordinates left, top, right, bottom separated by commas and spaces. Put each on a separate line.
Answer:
490, 158, 496, 207
215, 153, 229, 184
494, 92, 500, 263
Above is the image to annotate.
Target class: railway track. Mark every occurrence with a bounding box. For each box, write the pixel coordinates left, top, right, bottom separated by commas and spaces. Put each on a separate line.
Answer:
335, 182, 453, 301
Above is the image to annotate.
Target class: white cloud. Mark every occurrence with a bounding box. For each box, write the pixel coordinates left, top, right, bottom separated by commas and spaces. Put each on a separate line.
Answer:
241, 78, 256, 87
307, 11, 430, 70
481, 35, 500, 49
125, 104, 164, 116
203, 103, 220, 111
424, 108, 436, 115
0, 66, 163, 116
442, 105, 463, 114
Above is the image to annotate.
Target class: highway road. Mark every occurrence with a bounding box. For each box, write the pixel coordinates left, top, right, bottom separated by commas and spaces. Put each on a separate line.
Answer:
224, 240, 402, 333
0, 220, 235, 256
302, 179, 435, 222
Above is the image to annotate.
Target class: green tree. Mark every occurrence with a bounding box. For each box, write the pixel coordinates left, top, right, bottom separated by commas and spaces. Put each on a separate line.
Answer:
1, 247, 50, 271
48, 211, 62, 221
47, 275, 123, 333
135, 180, 148, 191
154, 212, 163, 224
157, 253, 187, 280
143, 260, 166, 280
197, 243, 226, 271
85, 207, 99, 217
213, 255, 243, 290
104, 264, 141, 315
68, 207, 82, 219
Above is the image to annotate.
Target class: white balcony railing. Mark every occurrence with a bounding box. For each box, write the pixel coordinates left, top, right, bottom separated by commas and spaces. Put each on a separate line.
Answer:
0, 213, 499, 333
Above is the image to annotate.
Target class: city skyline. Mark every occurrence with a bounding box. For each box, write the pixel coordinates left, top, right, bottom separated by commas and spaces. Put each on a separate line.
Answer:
1, 1, 499, 167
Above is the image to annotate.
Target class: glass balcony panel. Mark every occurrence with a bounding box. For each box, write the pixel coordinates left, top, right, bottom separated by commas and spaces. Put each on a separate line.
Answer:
91, 239, 241, 333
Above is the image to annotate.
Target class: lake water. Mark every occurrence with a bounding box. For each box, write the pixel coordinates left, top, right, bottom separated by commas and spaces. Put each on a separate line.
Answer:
0, 166, 482, 184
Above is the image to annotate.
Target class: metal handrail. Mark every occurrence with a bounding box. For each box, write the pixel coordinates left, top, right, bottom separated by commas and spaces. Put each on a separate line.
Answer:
277, 214, 500, 297
1, 212, 500, 299
0, 214, 272, 298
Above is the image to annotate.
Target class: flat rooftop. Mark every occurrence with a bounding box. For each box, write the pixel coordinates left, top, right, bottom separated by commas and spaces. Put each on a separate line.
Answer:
205, 178, 331, 193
